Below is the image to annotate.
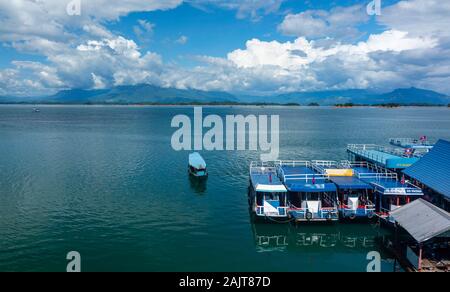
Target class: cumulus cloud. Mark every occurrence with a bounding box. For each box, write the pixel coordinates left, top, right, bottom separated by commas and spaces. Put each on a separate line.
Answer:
379, 0, 450, 39
1, 0, 450, 96
0, 0, 182, 42
278, 5, 369, 40
0, 0, 180, 96
215, 30, 437, 94
56, 36, 164, 89
0, 62, 64, 96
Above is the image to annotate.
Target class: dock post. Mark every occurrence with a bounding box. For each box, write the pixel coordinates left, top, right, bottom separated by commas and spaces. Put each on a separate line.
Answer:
418, 244, 423, 271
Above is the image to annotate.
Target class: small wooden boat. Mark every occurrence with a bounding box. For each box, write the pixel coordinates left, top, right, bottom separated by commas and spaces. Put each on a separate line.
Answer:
188, 153, 208, 178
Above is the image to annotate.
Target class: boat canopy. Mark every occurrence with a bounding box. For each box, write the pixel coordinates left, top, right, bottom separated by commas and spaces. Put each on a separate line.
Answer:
370, 180, 424, 196
286, 182, 337, 193
189, 152, 206, 169
330, 176, 373, 190
255, 184, 287, 193
251, 173, 287, 193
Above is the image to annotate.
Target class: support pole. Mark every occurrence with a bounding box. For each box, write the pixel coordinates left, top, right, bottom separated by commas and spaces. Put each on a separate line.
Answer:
418, 244, 423, 271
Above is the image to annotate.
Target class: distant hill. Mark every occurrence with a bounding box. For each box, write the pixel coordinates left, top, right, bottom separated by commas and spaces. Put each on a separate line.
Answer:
241, 87, 450, 105
275, 89, 376, 105
1, 85, 448, 105
43, 84, 237, 104
376, 87, 450, 105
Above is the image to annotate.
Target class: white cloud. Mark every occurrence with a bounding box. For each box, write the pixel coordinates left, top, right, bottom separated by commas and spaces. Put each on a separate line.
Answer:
1, 0, 450, 97
90, 73, 105, 89
379, 0, 450, 39
228, 31, 436, 69
0, 1, 175, 95
134, 20, 156, 39
0, 62, 65, 96
278, 5, 369, 40
0, 0, 182, 43
175, 35, 189, 45
228, 38, 311, 69
194, 29, 439, 94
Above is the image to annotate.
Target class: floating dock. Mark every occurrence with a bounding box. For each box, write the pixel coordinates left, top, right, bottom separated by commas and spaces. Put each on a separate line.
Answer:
389, 138, 434, 150
347, 144, 419, 170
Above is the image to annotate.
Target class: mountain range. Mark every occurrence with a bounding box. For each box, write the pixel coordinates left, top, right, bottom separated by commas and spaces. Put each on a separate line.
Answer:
0, 85, 449, 105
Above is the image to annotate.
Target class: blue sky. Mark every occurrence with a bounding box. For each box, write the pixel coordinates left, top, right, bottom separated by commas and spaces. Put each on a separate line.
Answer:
106, 0, 389, 65
0, 0, 449, 97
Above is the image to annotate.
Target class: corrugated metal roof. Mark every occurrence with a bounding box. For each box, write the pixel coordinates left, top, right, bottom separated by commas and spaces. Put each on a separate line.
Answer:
403, 139, 450, 199
391, 199, 450, 243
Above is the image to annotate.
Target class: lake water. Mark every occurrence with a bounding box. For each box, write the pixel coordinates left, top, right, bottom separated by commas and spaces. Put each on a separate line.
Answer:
1, 105, 449, 272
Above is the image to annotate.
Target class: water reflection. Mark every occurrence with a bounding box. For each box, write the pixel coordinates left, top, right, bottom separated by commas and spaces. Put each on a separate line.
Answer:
189, 175, 208, 194
252, 223, 386, 253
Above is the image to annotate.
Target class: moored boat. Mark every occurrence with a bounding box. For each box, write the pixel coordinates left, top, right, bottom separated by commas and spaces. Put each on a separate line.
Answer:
188, 152, 208, 177
248, 161, 289, 222
313, 161, 376, 220
277, 161, 339, 223
352, 162, 424, 225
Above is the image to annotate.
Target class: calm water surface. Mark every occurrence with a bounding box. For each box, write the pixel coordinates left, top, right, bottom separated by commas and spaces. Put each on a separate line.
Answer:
1, 105, 449, 271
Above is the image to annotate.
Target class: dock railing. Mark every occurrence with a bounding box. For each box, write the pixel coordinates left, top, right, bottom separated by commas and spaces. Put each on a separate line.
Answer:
277, 160, 310, 168
282, 173, 329, 183
357, 172, 398, 181
275, 161, 330, 183
250, 161, 281, 175
341, 160, 393, 173
311, 160, 340, 174
340, 160, 399, 181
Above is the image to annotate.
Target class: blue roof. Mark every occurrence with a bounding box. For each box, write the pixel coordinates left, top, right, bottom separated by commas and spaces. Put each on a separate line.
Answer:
330, 177, 373, 190
348, 148, 419, 169
370, 180, 424, 196
404, 140, 450, 199
286, 182, 337, 193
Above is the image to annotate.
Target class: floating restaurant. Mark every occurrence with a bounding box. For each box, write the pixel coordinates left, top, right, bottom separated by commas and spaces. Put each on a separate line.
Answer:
403, 139, 450, 212
248, 138, 450, 271
389, 199, 450, 272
